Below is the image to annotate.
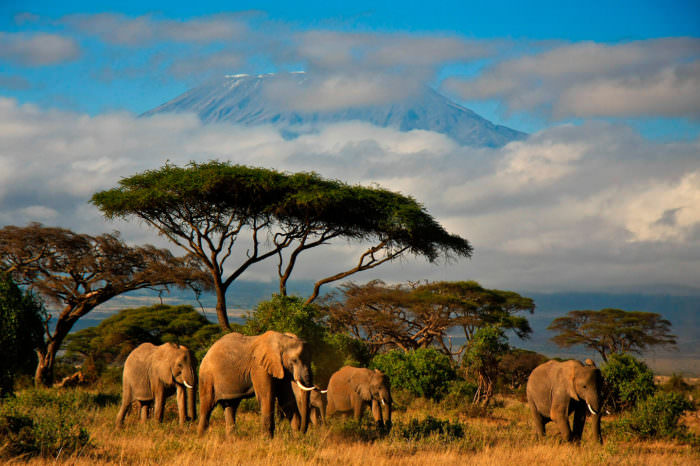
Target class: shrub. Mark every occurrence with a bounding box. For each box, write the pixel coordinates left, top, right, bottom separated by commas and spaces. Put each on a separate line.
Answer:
627, 391, 694, 439
371, 348, 456, 401
398, 415, 464, 441
441, 380, 478, 410
601, 353, 656, 411
662, 373, 692, 394
0, 389, 91, 458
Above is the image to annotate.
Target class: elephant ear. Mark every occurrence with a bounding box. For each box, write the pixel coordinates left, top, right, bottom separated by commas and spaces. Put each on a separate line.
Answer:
253, 332, 285, 379
352, 371, 372, 401
567, 364, 581, 401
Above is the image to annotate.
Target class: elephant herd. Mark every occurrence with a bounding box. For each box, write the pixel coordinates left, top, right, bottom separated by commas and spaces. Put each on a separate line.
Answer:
116, 330, 603, 443
116, 331, 392, 438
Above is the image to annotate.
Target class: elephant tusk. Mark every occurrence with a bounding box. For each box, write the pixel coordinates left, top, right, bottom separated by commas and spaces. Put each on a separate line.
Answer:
380, 398, 386, 407
183, 381, 194, 389
587, 403, 598, 415
295, 380, 315, 392
314, 386, 328, 394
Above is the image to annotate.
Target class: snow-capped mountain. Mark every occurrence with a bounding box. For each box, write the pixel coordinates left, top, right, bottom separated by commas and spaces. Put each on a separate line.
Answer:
143, 73, 526, 147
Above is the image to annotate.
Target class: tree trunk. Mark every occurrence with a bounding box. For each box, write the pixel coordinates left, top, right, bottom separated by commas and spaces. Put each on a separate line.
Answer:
214, 281, 231, 331
35, 345, 57, 387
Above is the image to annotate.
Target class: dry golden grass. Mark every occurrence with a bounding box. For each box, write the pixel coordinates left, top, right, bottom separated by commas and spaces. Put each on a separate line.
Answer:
5, 391, 699, 466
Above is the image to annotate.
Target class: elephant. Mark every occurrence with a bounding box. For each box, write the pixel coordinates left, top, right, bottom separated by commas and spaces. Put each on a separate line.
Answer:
197, 331, 316, 437
526, 359, 603, 443
116, 342, 197, 427
326, 366, 392, 430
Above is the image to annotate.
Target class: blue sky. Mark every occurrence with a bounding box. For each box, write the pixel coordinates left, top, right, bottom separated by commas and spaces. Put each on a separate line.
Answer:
1, 1, 699, 294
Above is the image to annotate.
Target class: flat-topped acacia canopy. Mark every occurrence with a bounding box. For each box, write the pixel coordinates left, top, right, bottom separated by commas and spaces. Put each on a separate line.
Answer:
92, 161, 472, 329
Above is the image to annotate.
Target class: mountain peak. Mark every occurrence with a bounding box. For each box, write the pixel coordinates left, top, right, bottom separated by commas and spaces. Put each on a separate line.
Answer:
143, 72, 525, 148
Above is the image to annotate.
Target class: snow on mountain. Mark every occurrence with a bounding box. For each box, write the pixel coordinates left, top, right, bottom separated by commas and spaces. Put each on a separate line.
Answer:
143, 73, 526, 148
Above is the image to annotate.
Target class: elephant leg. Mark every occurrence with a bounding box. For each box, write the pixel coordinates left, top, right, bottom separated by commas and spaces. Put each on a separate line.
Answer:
154, 387, 165, 423
310, 407, 319, 426
224, 399, 241, 435
529, 401, 545, 438
260, 395, 275, 438
140, 401, 150, 423
371, 399, 383, 427
197, 394, 215, 437
572, 405, 586, 442
552, 411, 572, 442
176, 385, 187, 426
116, 385, 132, 427
353, 400, 364, 422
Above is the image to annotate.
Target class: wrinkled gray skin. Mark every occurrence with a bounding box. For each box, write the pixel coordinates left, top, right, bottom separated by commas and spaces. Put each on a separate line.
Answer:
116, 342, 197, 427
198, 331, 313, 438
289, 383, 326, 425
326, 367, 392, 429
526, 359, 602, 443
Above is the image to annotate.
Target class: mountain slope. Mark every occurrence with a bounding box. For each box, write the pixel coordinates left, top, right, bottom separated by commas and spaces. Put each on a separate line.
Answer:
143, 73, 526, 148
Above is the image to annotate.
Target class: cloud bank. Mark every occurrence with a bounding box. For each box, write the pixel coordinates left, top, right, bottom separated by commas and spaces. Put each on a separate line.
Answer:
443, 38, 700, 119
1, 97, 698, 293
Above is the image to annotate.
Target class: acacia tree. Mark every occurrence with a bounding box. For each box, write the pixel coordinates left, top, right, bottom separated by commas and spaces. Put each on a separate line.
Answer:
327, 280, 534, 356
92, 161, 472, 330
463, 326, 509, 406
548, 308, 677, 362
0, 223, 209, 386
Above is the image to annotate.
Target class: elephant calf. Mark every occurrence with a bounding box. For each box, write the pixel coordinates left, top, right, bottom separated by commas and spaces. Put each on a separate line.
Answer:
116, 342, 197, 427
526, 359, 602, 443
326, 366, 392, 430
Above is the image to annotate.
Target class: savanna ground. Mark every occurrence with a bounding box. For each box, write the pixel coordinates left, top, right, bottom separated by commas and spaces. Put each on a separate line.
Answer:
2, 381, 699, 466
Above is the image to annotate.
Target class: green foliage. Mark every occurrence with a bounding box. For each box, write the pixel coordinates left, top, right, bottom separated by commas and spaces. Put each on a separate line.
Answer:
626, 391, 694, 439
662, 374, 692, 394
62, 304, 221, 373
371, 348, 456, 401
398, 415, 464, 441
601, 353, 656, 412
242, 295, 369, 384
0, 274, 45, 397
441, 380, 478, 410
0, 389, 93, 458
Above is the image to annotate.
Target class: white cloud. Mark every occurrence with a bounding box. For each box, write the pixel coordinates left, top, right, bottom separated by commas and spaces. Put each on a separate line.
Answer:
444, 38, 700, 119
1, 97, 699, 293
0, 32, 80, 66
62, 13, 247, 46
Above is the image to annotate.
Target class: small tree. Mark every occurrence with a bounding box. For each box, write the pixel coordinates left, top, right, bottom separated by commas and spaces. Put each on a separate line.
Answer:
548, 308, 676, 362
498, 348, 548, 390
0, 223, 209, 386
0, 274, 45, 396
601, 353, 656, 412
92, 161, 472, 330
462, 326, 510, 406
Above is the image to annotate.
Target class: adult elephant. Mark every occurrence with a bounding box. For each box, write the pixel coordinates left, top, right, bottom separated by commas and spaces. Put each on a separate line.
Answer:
197, 331, 315, 437
116, 342, 197, 427
526, 359, 603, 443
326, 366, 392, 429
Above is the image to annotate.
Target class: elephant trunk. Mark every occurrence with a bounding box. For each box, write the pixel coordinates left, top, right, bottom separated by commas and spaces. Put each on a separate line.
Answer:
187, 383, 197, 421
299, 387, 310, 434
591, 412, 602, 444
382, 399, 392, 430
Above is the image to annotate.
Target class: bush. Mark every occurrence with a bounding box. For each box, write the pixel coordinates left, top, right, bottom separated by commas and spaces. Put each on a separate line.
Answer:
0, 389, 91, 458
441, 380, 478, 410
398, 415, 464, 441
601, 353, 656, 411
371, 348, 456, 401
627, 391, 694, 439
